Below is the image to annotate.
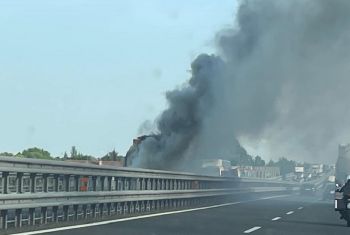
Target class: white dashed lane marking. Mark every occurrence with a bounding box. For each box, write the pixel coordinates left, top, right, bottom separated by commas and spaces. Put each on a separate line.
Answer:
9, 195, 289, 235
298, 207, 303, 210
271, 217, 281, 221
286, 211, 294, 215
244, 226, 262, 233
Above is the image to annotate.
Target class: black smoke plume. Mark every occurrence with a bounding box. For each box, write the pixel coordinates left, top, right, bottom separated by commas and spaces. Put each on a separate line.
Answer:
128, 0, 350, 170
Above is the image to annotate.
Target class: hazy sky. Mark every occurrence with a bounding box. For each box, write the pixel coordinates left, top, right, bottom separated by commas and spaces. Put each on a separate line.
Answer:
0, 0, 237, 157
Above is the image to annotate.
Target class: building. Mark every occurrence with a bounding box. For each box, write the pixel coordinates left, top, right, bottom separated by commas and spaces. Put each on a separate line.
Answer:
237, 166, 280, 179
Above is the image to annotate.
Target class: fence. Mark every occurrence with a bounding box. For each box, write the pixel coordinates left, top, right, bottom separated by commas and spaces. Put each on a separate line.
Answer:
0, 157, 299, 231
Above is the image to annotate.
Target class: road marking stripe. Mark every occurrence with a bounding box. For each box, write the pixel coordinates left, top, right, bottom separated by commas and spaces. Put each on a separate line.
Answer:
298, 207, 303, 210
271, 217, 281, 221
244, 226, 262, 233
9, 195, 288, 235
286, 211, 294, 215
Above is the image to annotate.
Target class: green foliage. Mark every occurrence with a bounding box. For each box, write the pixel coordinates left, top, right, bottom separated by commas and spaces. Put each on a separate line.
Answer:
70, 146, 78, 159
254, 155, 265, 166
19, 147, 53, 160
268, 157, 296, 176
102, 149, 124, 161
63, 152, 68, 159
67, 146, 96, 161
0, 152, 14, 157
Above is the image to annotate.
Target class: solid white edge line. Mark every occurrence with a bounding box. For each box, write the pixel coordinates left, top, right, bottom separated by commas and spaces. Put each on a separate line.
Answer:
286, 211, 294, 215
244, 226, 262, 233
9, 195, 289, 235
271, 217, 281, 221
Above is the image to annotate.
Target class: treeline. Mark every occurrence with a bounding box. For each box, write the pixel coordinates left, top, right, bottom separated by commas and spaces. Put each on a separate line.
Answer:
0, 147, 297, 176
0, 147, 124, 161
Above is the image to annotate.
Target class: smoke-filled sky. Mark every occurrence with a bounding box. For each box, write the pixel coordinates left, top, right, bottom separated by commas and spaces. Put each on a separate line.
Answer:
131, 0, 350, 168
2, 0, 350, 165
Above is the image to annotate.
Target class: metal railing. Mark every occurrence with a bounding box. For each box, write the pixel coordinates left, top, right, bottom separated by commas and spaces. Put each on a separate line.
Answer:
0, 156, 299, 231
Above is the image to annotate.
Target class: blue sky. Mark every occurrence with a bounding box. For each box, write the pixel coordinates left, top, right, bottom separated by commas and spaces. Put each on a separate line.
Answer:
0, 0, 237, 157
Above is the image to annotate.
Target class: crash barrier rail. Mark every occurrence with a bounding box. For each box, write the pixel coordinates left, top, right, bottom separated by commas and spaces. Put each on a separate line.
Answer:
0, 157, 300, 231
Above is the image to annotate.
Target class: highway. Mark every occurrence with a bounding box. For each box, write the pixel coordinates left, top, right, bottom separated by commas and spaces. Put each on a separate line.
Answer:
12, 192, 348, 235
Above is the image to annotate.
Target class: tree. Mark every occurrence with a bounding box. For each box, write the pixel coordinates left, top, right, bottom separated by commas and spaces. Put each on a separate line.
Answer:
267, 160, 274, 166
63, 152, 68, 159
254, 156, 265, 166
0, 152, 14, 157
67, 146, 96, 161
273, 157, 296, 177
70, 146, 78, 159
102, 149, 123, 161
19, 147, 53, 160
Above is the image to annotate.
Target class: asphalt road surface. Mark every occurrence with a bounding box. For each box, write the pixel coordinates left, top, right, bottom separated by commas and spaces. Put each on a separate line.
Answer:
12, 194, 348, 235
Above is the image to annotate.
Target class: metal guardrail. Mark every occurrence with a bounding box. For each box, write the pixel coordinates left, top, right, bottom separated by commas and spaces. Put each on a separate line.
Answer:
0, 156, 299, 231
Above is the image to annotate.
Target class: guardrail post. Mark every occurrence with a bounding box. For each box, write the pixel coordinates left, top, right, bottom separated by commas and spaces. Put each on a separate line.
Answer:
151, 200, 155, 211
107, 203, 112, 216
1, 210, 8, 230
100, 176, 105, 191
92, 176, 97, 191
140, 178, 144, 190
124, 178, 129, 190
54, 175, 60, 192
15, 209, 22, 228
63, 205, 69, 221
141, 201, 145, 212
82, 205, 87, 219
146, 178, 151, 190
53, 206, 58, 222
64, 175, 70, 192
41, 207, 48, 224
73, 205, 79, 220
115, 177, 120, 190
74, 176, 80, 192
43, 174, 49, 192
135, 201, 140, 213
2, 172, 9, 194
29, 208, 35, 226
114, 177, 119, 191
99, 203, 104, 217
30, 173, 36, 193
152, 179, 156, 190
116, 202, 121, 215
136, 178, 140, 190
160, 179, 164, 190
107, 177, 112, 191
16, 172, 23, 193
164, 179, 168, 190
123, 202, 128, 214
91, 204, 97, 218
129, 202, 134, 214
146, 201, 150, 212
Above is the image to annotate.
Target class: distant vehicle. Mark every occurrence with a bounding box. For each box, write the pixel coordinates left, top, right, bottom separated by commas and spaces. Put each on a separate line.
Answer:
328, 175, 336, 183
300, 183, 316, 195
322, 183, 335, 200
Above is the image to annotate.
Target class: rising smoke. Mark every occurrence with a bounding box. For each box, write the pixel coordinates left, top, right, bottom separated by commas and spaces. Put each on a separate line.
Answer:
129, 0, 350, 170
